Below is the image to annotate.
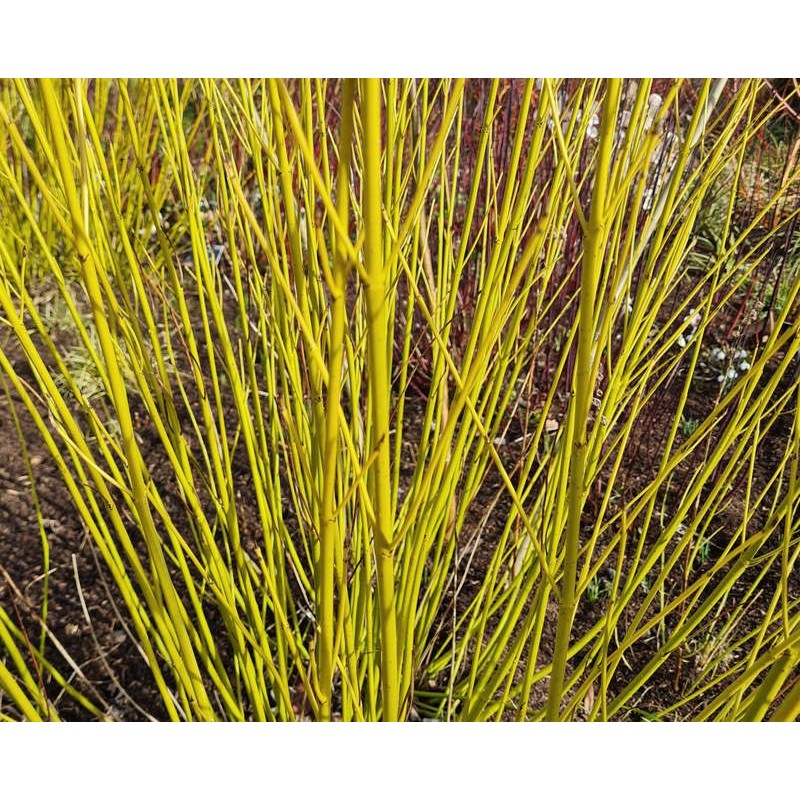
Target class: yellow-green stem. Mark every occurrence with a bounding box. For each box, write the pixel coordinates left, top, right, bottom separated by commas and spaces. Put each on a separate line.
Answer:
39, 78, 214, 720
545, 78, 621, 721
317, 79, 356, 721
361, 79, 400, 721
769, 653, 800, 721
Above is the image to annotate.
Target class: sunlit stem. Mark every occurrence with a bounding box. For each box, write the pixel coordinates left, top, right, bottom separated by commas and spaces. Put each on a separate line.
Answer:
546, 78, 621, 721
361, 78, 400, 721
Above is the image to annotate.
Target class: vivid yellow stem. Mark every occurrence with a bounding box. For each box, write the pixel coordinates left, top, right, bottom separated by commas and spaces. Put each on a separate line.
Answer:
741, 649, 797, 721
546, 78, 622, 721
361, 79, 400, 721
39, 78, 215, 720
769, 652, 800, 721
317, 79, 356, 721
